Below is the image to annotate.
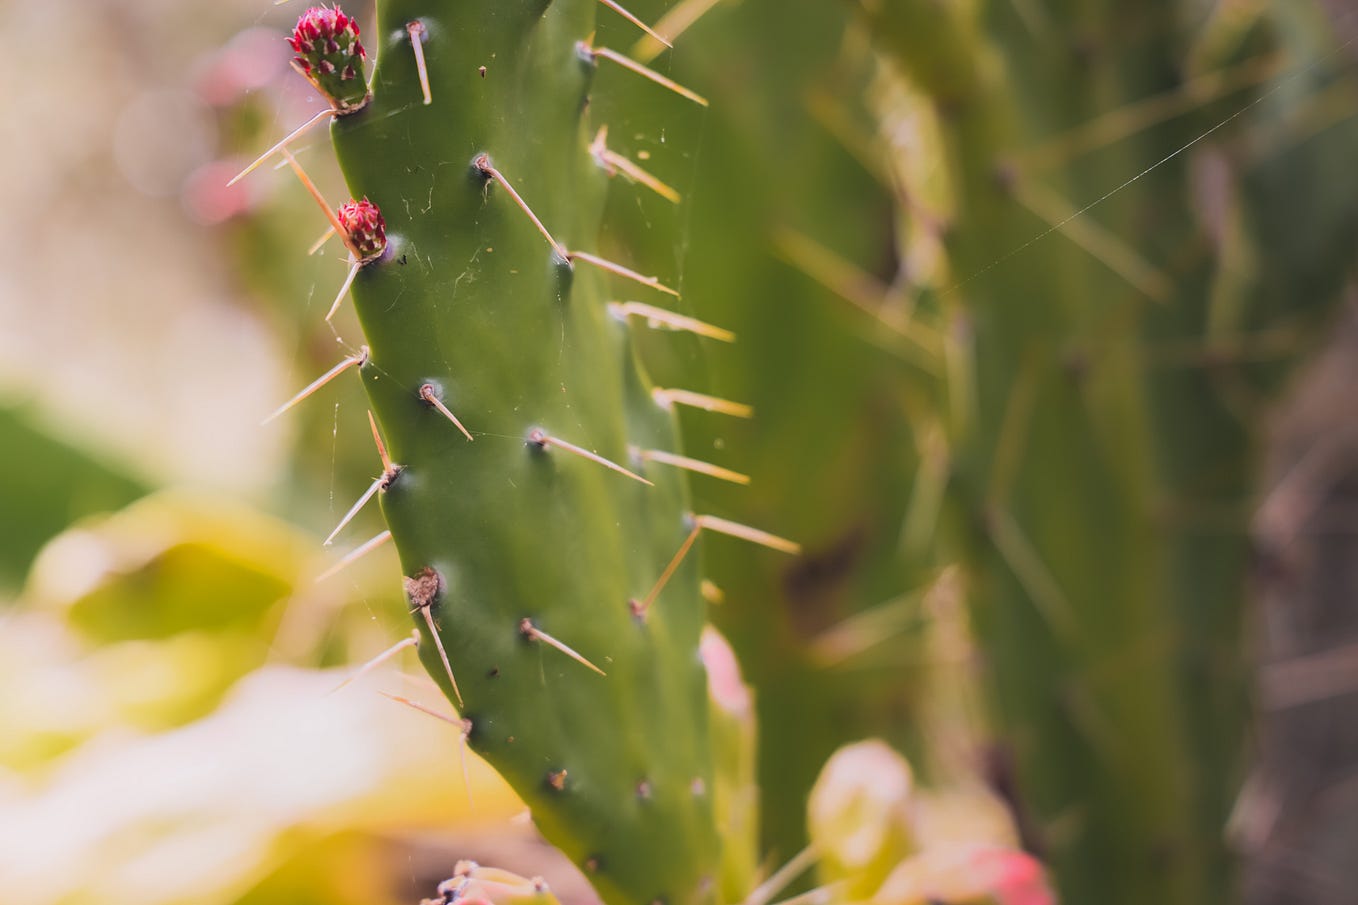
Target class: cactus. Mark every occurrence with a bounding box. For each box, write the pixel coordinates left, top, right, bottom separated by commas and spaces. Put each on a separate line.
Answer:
852, 1, 1358, 903
598, 0, 945, 864
238, 2, 799, 903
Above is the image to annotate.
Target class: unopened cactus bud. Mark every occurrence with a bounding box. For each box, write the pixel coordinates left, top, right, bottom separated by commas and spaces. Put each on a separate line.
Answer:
337, 197, 386, 263
288, 6, 369, 113
808, 740, 918, 898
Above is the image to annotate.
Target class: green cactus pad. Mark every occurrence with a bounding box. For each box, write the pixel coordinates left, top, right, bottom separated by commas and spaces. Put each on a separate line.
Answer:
326, 2, 720, 903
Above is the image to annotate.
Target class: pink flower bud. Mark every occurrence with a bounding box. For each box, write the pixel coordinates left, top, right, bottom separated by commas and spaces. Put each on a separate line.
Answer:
338, 197, 387, 262
289, 6, 369, 113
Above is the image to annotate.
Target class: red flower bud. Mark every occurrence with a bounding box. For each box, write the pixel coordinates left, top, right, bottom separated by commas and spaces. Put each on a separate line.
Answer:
289, 6, 369, 113
338, 197, 387, 262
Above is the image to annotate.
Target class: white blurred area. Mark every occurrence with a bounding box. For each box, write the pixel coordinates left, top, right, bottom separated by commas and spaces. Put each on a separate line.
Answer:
0, 0, 308, 493
0, 664, 519, 905
0, 491, 551, 905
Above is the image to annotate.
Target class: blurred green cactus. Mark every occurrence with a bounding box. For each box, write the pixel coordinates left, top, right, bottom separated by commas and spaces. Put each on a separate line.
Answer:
853, 1, 1358, 902
594, 0, 945, 864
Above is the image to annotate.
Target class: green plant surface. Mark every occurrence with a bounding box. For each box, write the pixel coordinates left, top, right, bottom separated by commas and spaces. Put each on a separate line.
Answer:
857, 1, 1358, 902
594, 0, 945, 864
0, 403, 148, 592
322, 2, 729, 902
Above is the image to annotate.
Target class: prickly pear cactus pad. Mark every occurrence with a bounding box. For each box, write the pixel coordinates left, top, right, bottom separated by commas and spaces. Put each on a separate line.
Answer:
321, 2, 723, 903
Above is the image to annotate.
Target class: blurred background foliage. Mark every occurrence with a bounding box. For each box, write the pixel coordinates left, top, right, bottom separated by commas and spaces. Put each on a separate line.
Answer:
2, 0, 1357, 904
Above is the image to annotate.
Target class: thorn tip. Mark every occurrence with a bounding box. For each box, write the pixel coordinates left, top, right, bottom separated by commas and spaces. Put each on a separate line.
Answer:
652, 388, 754, 418
420, 384, 474, 441
610, 301, 733, 341
474, 156, 569, 259
569, 250, 679, 296
590, 127, 682, 203
530, 430, 652, 485
597, 0, 671, 47
637, 523, 702, 615
262, 347, 367, 425
406, 20, 433, 105
329, 630, 417, 694
695, 514, 801, 555
584, 44, 708, 106
227, 108, 335, 186
520, 618, 607, 676
315, 529, 393, 582
407, 566, 464, 707
637, 448, 750, 485
325, 258, 361, 321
